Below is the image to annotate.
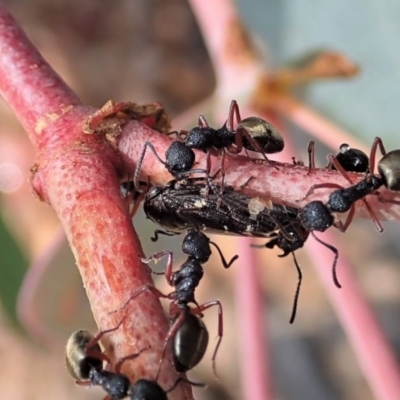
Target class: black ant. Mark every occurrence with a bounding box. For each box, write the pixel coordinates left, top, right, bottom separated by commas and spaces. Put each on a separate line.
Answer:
178, 100, 284, 158
175, 100, 284, 184
331, 143, 370, 173
300, 138, 400, 234
304, 141, 370, 174
142, 175, 323, 323
133, 100, 284, 191
113, 228, 231, 377
65, 319, 203, 399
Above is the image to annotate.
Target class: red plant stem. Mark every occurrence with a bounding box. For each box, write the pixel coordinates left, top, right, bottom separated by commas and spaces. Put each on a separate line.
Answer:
119, 121, 400, 223
0, 6, 191, 399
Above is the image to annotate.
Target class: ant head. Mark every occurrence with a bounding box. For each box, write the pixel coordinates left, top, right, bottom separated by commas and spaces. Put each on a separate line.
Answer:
128, 379, 168, 400
182, 230, 211, 263
65, 330, 103, 381
300, 201, 334, 232
165, 141, 195, 175
238, 116, 284, 154
172, 312, 209, 373
265, 225, 308, 256
336, 143, 369, 173
378, 149, 400, 191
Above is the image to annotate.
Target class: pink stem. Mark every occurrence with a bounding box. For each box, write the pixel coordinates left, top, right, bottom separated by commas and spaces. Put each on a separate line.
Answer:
269, 112, 400, 400
309, 232, 400, 400
0, 5, 190, 398
273, 94, 369, 153
235, 238, 272, 400
189, 2, 400, 400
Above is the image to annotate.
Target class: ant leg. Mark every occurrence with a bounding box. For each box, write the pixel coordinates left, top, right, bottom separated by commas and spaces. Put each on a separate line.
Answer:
376, 193, 400, 206
109, 284, 172, 316
84, 314, 129, 364
198, 115, 210, 128
220, 150, 227, 194
209, 240, 239, 269
329, 155, 383, 232
142, 250, 174, 286
155, 310, 186, 381
227, 100, 242, 131
369, 137, 387, 173
307, 141, 316, 174
335, 206, 355, 232
165, 377, 206, 393
311, 232, 341, 288
151, 230, 177, 242
234, 127, 279, 170
123, 180, 148, 218
289, 252, 302, 324
195, 300, 223, 378
134, 141, 166, 191
304, 182, 343, 199
114, 347, 149, 373
167, 129, 189, 140
240, 175, 255, 189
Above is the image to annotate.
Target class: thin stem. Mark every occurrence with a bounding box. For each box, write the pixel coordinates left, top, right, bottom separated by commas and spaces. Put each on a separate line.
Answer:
234, 237, 271, 400
308, 232, 400, 400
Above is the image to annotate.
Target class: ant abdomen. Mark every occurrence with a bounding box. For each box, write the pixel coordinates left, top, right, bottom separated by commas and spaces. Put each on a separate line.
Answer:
173, 313, 209, 372
65, 330, 103, 381
377, 149, 400, 191
238, 116, 284, 154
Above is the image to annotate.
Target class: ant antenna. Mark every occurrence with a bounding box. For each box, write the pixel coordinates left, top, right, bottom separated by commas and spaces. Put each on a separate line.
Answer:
311, 232, 341, 288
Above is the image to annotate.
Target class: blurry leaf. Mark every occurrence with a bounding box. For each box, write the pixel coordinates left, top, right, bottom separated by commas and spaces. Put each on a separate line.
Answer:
0, 214, 28, 325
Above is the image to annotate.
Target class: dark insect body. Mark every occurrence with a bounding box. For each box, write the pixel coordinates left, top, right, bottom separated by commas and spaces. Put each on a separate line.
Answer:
178, 100, 284, 158
333, 143, 370, 173
119, 227, 229, 376
142, 176, 337, 323
144, 177, 298, 240
134, 100, 284, 192
300, 139, 400, 234
65, 320, 202, 399
304, 141, 370, 173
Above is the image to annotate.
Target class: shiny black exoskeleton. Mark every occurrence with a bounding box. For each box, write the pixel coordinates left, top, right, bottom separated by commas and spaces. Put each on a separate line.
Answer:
333, 143, 370, 173
141, 227, 232, 374
65, 326, 200, 400
300, 148, 400, 233
144, 177, 298, 239
65, 326, 170, 400
134, 100, 284, 192
142, 176, 320, 323
180, 100, 284, 156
